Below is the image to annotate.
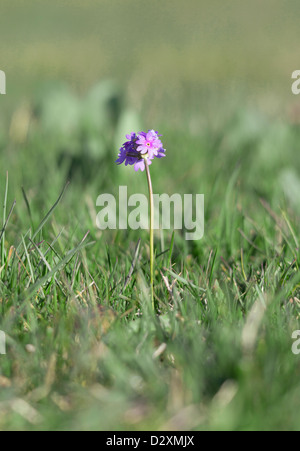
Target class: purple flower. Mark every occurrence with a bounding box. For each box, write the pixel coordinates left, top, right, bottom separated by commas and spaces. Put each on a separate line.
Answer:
136, 129, 164, 158
133, 158, 152, 172
116, 130, 166, 172
115, 133, 139, 166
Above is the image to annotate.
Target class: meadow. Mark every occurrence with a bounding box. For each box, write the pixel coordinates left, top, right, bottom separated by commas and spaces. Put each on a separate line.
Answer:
0, 0, 300, 431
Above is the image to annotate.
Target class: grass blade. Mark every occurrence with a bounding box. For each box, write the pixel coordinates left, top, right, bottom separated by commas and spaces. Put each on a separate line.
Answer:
1, 172, 9, 266
24, 231, 93, 300
167, 230, 175, 268
21, 234, 35, 287
22, 186, 34, 230
32, 181, 70, 241
123, 238, 141, 292
0, 199, 16, 266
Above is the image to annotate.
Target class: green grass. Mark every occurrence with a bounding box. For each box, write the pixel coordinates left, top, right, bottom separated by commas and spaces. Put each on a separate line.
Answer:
1, 0, 300, 432
0, 81, 300, 431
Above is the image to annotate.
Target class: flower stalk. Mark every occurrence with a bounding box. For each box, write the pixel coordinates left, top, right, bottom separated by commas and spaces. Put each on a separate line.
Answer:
144, 157, 154, 309
116, 129, 166, 311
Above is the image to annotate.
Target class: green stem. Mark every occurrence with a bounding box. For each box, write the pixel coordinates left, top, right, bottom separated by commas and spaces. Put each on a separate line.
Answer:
144, 158, 154, 309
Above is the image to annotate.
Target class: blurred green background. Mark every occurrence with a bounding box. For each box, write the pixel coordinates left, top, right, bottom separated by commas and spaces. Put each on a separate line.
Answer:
1, 0, 300, 114
1, 0, 300, 432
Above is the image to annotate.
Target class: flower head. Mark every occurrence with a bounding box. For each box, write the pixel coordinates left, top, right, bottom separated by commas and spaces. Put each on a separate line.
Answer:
115, 132, 139, 166
116, 130, 165, 172
136, 130, 164, 158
